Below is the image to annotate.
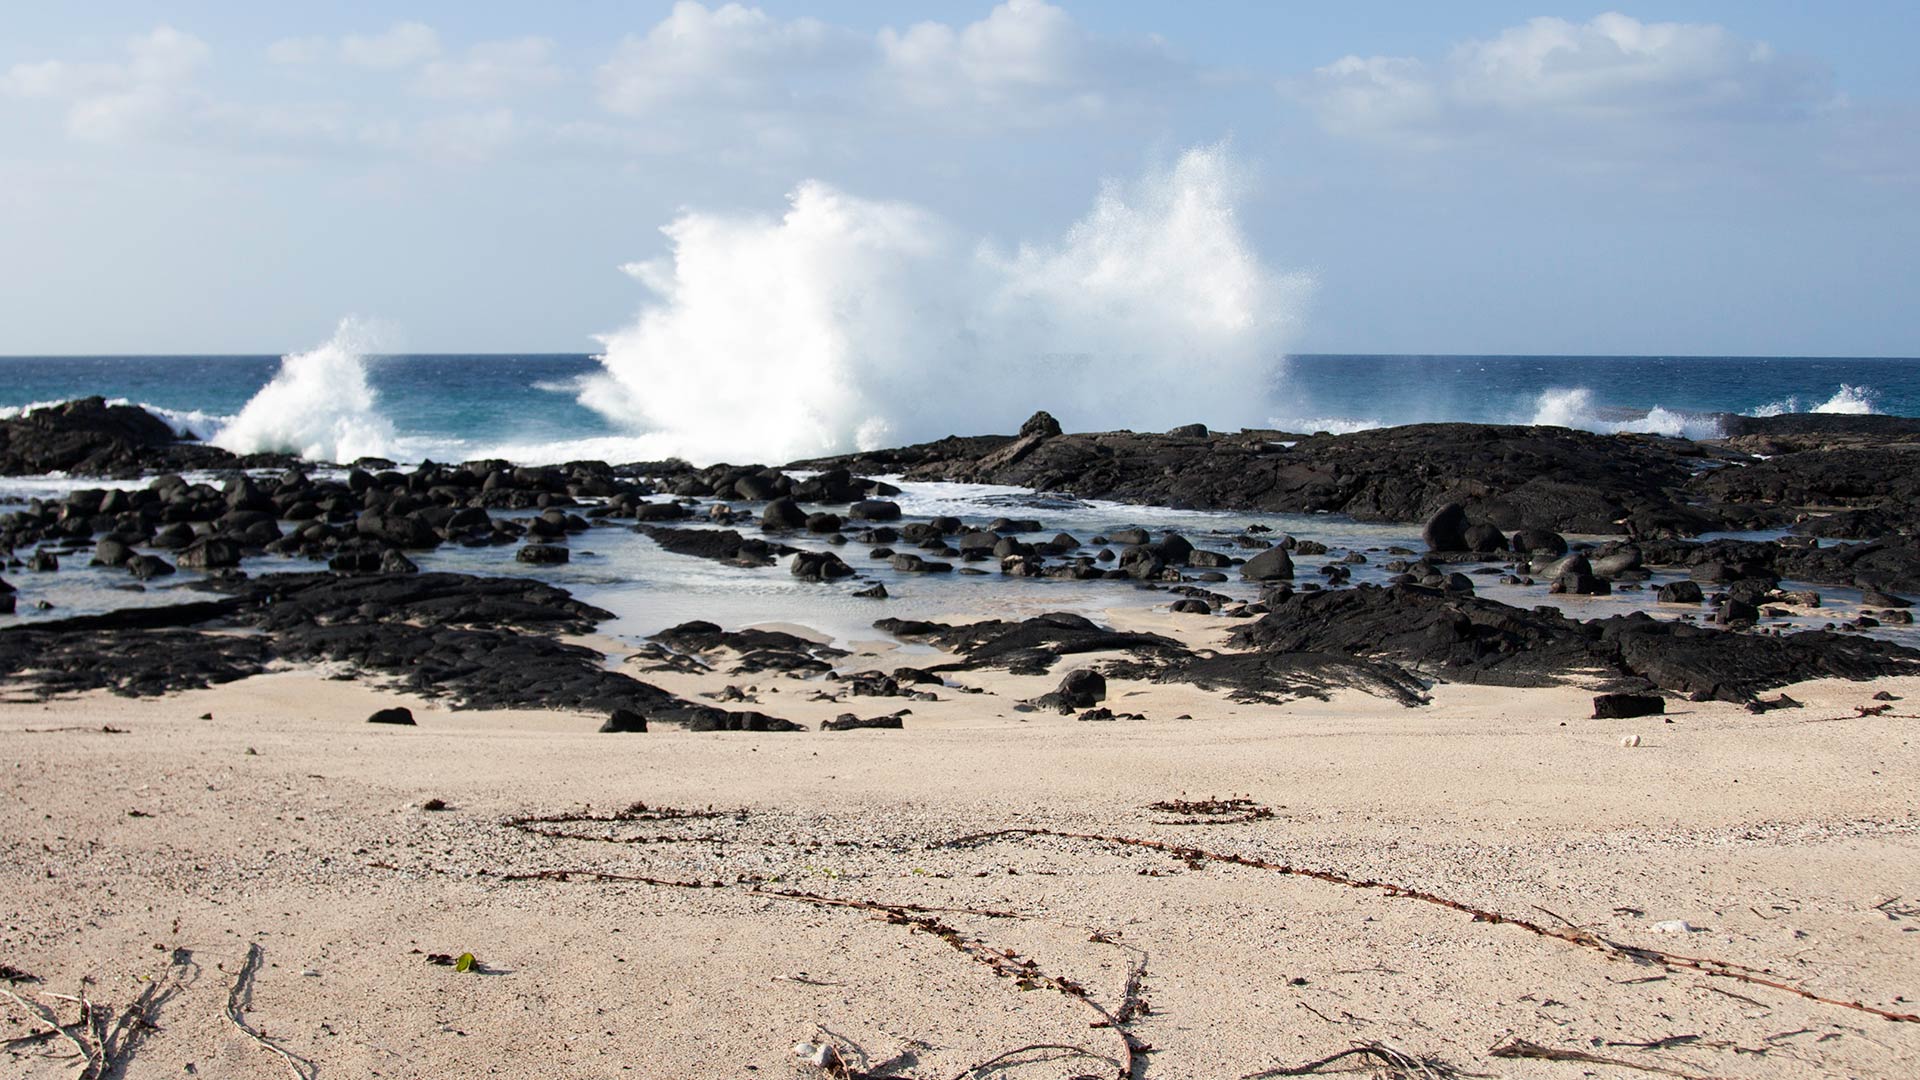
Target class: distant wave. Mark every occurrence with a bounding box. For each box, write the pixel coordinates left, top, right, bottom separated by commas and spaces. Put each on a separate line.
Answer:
1524, 387, 1722, 439
1268, 413, 1384, 435
1753, 383, 1881, 417
212, 319, 400, 463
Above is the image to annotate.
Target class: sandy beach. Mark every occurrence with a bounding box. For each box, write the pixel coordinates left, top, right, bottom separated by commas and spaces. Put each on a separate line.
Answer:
4, 617, 1917, 1079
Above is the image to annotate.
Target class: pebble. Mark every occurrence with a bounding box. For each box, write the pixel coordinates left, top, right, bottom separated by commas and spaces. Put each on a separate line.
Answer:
1620, 734, 1641, 747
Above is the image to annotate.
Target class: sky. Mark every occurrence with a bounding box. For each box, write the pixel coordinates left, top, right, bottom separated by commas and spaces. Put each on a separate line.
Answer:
1, 1, 1916, 357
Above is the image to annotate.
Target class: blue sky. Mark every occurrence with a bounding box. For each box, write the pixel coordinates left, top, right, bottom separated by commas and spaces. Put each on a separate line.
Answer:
2, 2, 1915, 356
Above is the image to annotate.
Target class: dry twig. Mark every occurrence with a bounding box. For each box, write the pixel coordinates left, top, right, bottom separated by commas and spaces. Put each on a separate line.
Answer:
224, 944, 316, 1080
1241, 1040, 1476, 1079
946, 827, 1920, 1025
0, 983, 98, 1075
1490, 1036, 1724, 1079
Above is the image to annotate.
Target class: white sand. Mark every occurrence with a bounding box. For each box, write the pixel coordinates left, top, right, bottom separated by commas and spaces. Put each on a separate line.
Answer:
3, 634, 1918, 1078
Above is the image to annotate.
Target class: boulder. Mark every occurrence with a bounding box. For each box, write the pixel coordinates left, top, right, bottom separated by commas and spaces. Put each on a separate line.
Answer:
1511, 529, 1569, 556
761, 497, 808, 530
1240, 546, 1294, 581
1592, 693, 1664, 719
791, 551, 854, 581
368, 706, 416, 726
1020, 410, 1062, 439
92, 538, 133, 567
1656, 580, 1704, 604
822, 712, 906, 731
177, 538, 241, 570
1463, 523, 1508, 553
517, 544, 570, 565
126, 555, 175, 580
380, 550, 420, 574
1550, 572, 1611, 596
1035, 668, 1106, 712
598, 708, 648, 733
1422, 503, 1471, 552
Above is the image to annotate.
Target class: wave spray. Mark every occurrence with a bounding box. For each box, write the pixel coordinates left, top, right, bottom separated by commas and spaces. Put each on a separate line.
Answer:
214, 319, 398, 464
579, 146, 1312, 464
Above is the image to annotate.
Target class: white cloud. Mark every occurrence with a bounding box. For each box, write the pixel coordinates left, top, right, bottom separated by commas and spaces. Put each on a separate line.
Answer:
595, 0, 1179, 129
596, 1, 856, 113
1296, 12, 1831, 143
341, 22, 442, 70
417, 37, 562, 100
878, 0, 1108, 117
2, 25, 209, 141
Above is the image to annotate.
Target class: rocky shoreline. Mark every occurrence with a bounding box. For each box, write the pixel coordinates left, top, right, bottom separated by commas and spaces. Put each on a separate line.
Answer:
1, 397, 1917, 722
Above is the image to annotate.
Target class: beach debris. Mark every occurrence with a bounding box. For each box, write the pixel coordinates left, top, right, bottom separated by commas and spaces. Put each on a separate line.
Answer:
226, 943, 317, 1079
821, 711, 906, 731
424, 952, 478, 973
421, 798, 450, 811
944, 825, 1920, 1023
1148, 796, 1276, 826
1490, 1036, 1716, 1079
793, 1040, 847, 1073
1650, 919, 1698, 934
1242, 1041, 1469, 1079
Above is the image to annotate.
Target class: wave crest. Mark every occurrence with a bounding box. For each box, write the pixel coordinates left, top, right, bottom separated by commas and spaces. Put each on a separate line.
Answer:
1525, 387, 1721, 439
213, 319, 398, 463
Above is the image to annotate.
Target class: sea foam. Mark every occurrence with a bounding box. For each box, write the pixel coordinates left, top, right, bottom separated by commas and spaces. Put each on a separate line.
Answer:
213, 319, 399, 464
1754, 383, 1881, 417
1525, 387, 1722, 439
579, 146, 1313, 464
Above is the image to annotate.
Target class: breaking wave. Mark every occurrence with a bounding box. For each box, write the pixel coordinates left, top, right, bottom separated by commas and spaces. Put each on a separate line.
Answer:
579, 145, 1314, 464
212, 319, 399, 464
1524, 387, 1722, 439
1754, 383, 1881, 417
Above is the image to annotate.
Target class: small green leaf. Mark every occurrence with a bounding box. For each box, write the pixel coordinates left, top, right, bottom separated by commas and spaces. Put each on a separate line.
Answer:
454, 952, 475, 973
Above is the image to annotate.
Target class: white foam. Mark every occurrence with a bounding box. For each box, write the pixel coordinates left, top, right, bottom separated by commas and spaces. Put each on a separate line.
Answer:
1268, 414, 1383, 435
1753, 383, 1882, 417
580, 145, 1313, 464
212, 319, 399, 463
1525, 387, 1722, 439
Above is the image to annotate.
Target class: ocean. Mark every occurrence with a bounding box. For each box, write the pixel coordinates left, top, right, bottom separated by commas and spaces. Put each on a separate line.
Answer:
0, 352, 1914, 468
